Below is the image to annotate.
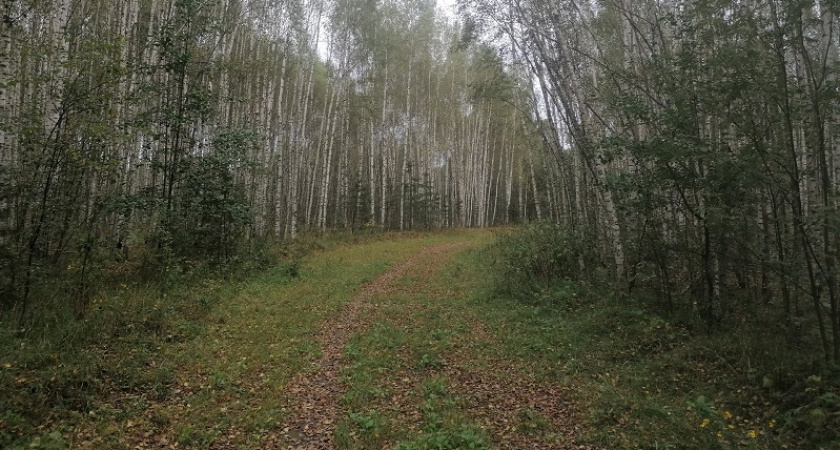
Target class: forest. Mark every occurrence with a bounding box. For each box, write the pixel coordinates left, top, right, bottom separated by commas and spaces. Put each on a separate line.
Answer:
2, 0, 840, 448
1, 0, 543, 318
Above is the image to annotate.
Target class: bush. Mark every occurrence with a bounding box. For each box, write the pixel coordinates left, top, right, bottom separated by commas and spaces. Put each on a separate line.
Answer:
489, 223, 597, 296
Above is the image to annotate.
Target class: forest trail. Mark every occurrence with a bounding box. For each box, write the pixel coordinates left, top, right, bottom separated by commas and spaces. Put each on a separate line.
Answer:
70, 230, 589, 449
270, 236, 588, 449
275, 242, 470, 447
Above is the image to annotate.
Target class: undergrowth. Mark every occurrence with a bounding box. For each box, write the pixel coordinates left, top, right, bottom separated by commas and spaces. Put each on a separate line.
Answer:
483, 225, 840, 449
0, 229, 455, 449
0, 259, 269, 449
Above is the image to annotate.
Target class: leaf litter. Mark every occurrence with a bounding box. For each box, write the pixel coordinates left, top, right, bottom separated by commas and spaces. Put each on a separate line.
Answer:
273, 242, 468, 448
69, 237, 594, 449
274, 241, 596, 449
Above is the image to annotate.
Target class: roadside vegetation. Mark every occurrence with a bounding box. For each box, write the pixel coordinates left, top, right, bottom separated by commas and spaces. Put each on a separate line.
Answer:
0, 230, 468, 449
4, 223, 839, 450
485, 224, 840, 449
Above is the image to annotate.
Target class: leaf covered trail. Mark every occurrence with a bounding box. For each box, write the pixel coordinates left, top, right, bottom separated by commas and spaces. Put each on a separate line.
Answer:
276, 242, 468, 447
274, 235, 590, 449
71, 231, 591, 449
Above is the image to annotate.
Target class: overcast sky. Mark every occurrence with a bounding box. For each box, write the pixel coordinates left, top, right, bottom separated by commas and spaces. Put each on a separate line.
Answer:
437, 0, 458, 18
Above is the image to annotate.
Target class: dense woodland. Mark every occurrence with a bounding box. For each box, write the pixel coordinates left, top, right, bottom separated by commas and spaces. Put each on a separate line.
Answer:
3, 0, 840, 360
0, 0, 542, 321
465, 0, 840, 363
4, 0, 840, 447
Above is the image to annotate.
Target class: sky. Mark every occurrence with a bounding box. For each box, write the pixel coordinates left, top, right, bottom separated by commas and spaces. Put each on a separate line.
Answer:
436, 0, 458, 18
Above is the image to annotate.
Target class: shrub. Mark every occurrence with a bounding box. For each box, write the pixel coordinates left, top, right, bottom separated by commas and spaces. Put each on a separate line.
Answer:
489, 223, 597, 296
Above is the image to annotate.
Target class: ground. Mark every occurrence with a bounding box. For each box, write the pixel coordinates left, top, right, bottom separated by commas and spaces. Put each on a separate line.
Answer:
65, 229, 590, 449
6, 229, 815, 449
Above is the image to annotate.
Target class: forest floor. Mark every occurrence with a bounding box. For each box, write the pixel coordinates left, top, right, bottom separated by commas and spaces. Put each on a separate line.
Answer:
270, 239, 588, 449
3, 229, 815, 449
53, 229, 591, 449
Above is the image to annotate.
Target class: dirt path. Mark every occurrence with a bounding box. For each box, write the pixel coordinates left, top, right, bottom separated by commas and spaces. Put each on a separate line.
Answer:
274, 242, 469, 448
271, 240, 591, 449
54, 232, 593, 449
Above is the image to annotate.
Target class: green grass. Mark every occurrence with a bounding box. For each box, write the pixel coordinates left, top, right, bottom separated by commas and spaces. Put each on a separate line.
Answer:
332, 232, 495, 449
0, 229, 483, 449
7, 226, 830, 449
473, 231, 840, 450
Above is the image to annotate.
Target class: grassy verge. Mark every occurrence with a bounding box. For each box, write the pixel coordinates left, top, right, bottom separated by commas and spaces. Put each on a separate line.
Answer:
0, 229, 478, 449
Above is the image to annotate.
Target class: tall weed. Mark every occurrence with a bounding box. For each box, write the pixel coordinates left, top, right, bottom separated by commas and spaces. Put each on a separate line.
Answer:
489, 223, 597, 297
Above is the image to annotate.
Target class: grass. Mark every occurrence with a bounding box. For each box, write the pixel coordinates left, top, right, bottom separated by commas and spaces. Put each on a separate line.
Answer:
475, 229, 840, 450
0, 229, 482, 449
332, 232, 496, 449
5, 226, 833, 449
